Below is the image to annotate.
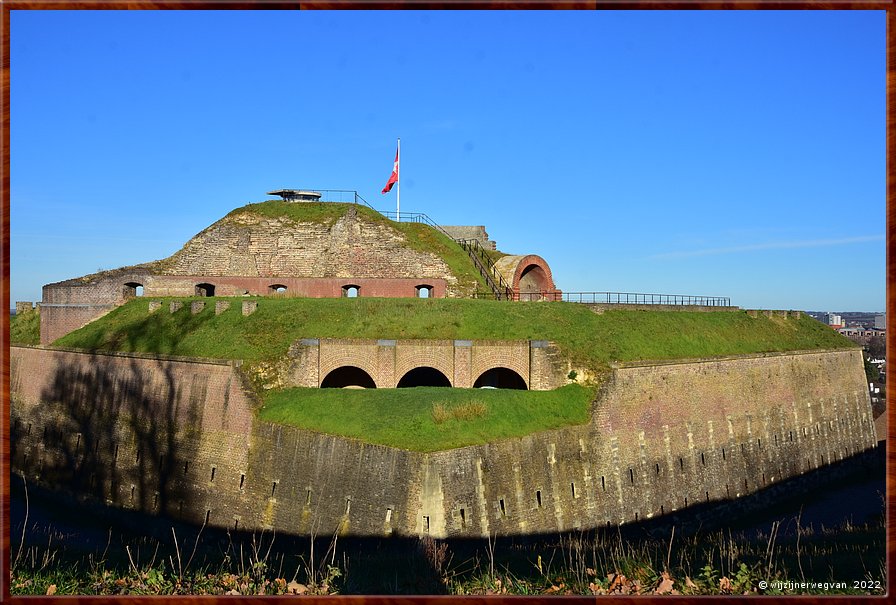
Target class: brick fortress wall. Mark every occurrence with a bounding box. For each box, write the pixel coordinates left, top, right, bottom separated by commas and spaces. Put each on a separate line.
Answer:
10, 346, 876, 538
39, 205, 468, 344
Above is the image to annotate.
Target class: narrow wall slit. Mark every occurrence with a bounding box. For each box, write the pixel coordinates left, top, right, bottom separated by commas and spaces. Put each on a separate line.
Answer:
239, 474, 245, 490
499, 499, 506, 517
536, 490, 542, 508
459, 508, 466, 528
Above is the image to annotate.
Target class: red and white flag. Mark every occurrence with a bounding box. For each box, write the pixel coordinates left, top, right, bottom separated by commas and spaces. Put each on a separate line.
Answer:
382, 142, 399, 194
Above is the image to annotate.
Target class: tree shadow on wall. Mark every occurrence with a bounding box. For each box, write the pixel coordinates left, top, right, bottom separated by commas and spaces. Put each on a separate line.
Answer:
30, 355, 201, 522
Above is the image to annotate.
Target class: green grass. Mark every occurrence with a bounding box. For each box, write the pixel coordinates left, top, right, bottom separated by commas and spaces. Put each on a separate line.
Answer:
55, 297, 856, 371
10, 310, 40, 345
258, 384, 593, 451
225, 200, 356, 226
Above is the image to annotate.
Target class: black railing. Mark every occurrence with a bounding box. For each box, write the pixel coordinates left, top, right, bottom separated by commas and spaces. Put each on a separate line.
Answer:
378, 211, 510, 300
456, 239, 513, 300
562, 292, 731, 307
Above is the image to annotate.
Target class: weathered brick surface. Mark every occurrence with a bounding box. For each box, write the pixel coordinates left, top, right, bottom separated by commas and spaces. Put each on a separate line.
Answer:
10, 347, 876, 538
158, 209, 461, 293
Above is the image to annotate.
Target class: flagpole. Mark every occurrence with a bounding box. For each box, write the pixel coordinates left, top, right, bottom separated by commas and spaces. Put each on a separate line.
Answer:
396, 137, 401, 222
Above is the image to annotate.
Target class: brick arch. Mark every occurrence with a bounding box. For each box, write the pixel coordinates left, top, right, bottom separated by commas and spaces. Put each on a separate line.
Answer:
394, 348, 455, 386
493, 255, 561, 301
470, 343, 530, 389
319, 344, 381, 388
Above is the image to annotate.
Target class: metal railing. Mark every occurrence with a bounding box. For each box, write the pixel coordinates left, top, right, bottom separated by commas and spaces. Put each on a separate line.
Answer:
378, 211, 511, 300
456, 239, 513, 300
562, 292, 731, 307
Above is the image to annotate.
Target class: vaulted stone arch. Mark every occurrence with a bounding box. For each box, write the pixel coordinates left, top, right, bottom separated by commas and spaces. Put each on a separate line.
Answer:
473, 367, 528, 389
493, 255, 561, 301
321, 366, 377, 388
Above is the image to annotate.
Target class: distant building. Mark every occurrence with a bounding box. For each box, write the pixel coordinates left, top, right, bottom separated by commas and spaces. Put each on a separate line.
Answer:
838, 326, 886, 347
875, 313, 886, 330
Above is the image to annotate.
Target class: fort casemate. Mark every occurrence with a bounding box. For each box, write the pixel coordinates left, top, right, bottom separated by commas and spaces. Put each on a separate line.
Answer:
10, 189, 877, 538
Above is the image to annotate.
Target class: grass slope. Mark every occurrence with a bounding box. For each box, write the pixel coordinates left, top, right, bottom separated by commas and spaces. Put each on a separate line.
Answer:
259, 384, 593, 452
10, 311, 40, 345
55, 297, 856, 369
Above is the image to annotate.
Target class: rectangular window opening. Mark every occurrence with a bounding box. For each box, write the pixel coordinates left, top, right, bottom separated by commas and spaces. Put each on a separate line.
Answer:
423, 515, 430, 532
385, 507, 393, 524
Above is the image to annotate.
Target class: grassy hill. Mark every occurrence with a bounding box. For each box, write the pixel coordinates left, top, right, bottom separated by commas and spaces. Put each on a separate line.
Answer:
155, 201, 491, 294
53, 297, 854, 369
9, 310, 40, 345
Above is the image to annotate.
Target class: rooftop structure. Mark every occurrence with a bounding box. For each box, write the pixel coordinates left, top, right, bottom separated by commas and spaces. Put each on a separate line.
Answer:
266, 189, 323, 202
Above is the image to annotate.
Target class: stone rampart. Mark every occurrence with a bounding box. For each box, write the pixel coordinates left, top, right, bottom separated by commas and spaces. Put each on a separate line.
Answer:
10, 346, 876, 538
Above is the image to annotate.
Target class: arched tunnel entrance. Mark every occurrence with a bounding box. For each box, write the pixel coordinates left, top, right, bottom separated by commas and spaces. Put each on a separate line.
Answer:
473, 367, 528, 389
397, 367, 451, 388
518, 264, 549, 301
320, 366, 377, 389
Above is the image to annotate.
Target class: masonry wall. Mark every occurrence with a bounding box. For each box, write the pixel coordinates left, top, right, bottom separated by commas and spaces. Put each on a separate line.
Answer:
10, 347, 876, 539
10, 347, 255, 528
159, 207, 464, 295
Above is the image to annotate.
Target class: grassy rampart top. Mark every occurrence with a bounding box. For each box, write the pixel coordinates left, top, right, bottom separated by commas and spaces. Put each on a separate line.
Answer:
52, 297, 855, 370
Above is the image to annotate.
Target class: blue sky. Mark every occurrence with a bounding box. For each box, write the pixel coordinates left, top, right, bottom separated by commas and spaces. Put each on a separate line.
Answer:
10, 10, 885, 312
